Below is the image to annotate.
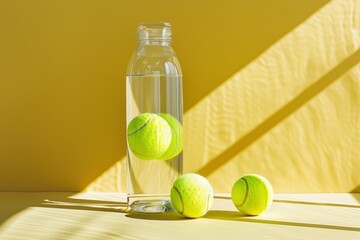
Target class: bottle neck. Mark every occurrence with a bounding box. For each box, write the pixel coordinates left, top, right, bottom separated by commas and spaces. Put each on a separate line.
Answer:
136, 41, 174, 57
138, 40, 171, 46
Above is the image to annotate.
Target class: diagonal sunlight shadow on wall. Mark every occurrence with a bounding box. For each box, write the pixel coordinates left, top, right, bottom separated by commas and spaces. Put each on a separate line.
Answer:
83, 0, 360, 193
351, 185, 360, 193
197, 49, 360, 177
81, 1, 331, 193
84, 157, 127, 192
351, 185, 360, 203
184, 0, 360, 193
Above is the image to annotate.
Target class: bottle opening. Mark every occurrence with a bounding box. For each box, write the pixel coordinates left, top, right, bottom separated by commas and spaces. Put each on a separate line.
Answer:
138, 22, 172, 43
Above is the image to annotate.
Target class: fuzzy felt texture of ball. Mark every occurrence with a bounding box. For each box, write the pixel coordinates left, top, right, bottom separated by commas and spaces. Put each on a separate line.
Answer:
127, 113, 172, 160
171, 173, 213, 218
231, 174, 273, 216
158, 113, 183, 160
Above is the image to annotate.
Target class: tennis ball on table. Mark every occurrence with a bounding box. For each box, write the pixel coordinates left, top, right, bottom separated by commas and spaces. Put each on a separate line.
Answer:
171, 173, 213, 218
231, 174, 273, 216
127, 113, 172, 160
159, 113, 183, 160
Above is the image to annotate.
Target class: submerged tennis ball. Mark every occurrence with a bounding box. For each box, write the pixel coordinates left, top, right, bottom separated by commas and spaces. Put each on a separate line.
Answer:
127, 113, 172, 160
171, 173, 213, 218
159, 113, 183, 160
231, 174, 273, 216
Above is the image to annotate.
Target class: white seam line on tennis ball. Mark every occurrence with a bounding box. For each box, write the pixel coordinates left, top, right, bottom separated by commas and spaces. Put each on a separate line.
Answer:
172, 186, 184, 214
237, 178, 249, 208
128, 115, 153, 136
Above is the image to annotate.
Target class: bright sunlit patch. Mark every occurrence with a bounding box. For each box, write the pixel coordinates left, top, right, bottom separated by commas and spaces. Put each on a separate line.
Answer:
82, 0, 360, 194
84, 158, 126, 192
183, 0, 360, 192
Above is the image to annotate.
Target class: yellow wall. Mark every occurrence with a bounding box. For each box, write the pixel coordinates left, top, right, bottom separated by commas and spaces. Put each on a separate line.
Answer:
0, 0, 359, 192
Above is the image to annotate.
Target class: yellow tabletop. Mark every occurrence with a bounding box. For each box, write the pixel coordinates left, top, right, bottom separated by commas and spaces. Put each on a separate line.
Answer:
0, 193, 359, 239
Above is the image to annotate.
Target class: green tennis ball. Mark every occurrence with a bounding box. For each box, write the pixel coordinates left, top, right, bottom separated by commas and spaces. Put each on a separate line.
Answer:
127, 113, 172, 160
171, 173, 213, 218
231, 174, 273, 216
158, 113, 183, 160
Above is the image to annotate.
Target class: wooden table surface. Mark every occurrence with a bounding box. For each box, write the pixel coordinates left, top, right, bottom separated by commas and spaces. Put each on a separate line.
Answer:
0, 192, 359, 240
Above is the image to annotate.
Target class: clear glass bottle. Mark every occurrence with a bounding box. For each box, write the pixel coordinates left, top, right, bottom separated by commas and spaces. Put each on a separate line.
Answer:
126, 22, 183, 213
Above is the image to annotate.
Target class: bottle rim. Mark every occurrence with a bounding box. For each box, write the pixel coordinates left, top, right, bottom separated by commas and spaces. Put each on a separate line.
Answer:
137, 22, 172, 42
